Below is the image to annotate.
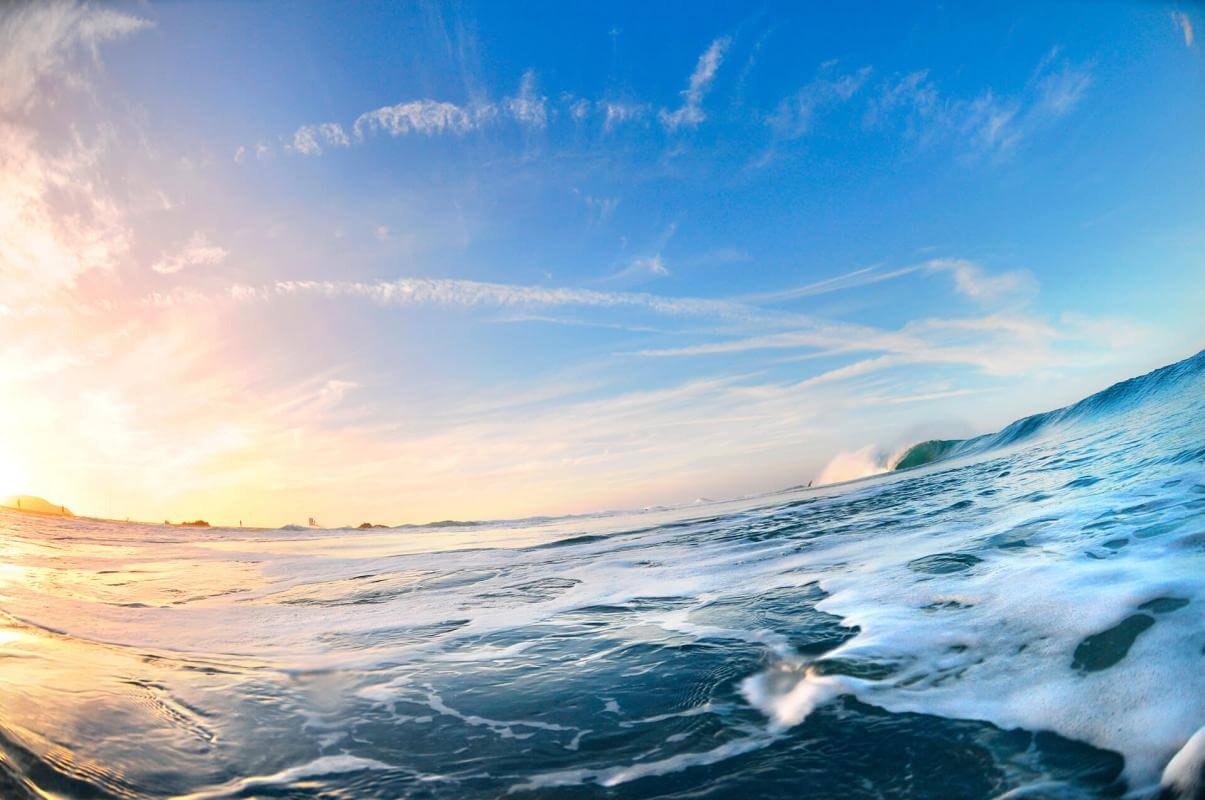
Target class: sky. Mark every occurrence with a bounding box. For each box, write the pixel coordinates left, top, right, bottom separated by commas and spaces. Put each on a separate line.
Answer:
0, 1, 1202, 527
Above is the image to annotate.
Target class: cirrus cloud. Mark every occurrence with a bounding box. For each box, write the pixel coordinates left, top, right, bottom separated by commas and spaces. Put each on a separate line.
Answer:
151, 232, 228, 275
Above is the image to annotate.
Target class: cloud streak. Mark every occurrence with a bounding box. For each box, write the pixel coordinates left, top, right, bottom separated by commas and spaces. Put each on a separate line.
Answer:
924, 258, 1037, 304
290, 71, 549, 155
264, 33, 1094, 170
867, 49, 1092, 156
767, 63, 872, 141
354, 99, 486, 139
0, 0, 151, 114
151, 232, 228, 275
742, 265, 915, 304
289, 122, 350, 155
0, 1, 149, 303
660, 36, 731, 131
219, 277, 761, 321
745, 259, 1036, 307
282, 35, 739, 154
1172, 11, 1195, 48
137, 254, 1110, 386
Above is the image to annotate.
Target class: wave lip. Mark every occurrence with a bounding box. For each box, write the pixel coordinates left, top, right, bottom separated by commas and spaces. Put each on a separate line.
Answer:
893, 439, 964, 471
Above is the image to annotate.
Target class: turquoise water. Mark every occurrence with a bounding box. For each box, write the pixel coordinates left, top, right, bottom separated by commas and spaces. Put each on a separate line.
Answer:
0, 353, 1201, 799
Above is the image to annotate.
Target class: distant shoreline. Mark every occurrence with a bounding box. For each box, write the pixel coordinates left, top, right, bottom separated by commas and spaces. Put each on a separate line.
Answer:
0, 506, 282, 531
0, 504, 72, 518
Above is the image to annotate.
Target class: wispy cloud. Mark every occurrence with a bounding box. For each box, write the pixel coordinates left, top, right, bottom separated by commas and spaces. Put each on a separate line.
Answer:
742, 265, 915, 304
289, 122, 350, 155
266, 32, 745, 154
609, 254, 670, 282
924, 258, 1037, 304
744, 258, 1035, 306
600, 223, 677, 282
233, 142, 274, 162
316, 378, 359, 407
15, 267, 1164, 526
659, 37, 732, 131
139, 253, 1075, 387
767, 63, 872, 141
621, 258, 1051, 374
566, 96, 591, 122
288, 71, 548, 155
629, 306, 1104, 379
492, 314, 669, 335
581, 194, 620, 226
221, 277, 753, 320
601, 101, 649, 132
865, 69, 938, 131
284, 36, 737, 152
4, 288, 1150, 524
631, 328, 878, 360
151, 232, 228, 275
0, 1, 149, 304
145, 255, 1038, 346
504, 69, 548, 128
1031, 50, 1093, 117
867, 49, 1091, 156
1171, 11, 1195, 48
0, 0, 151, 114
354, 99, 485, 139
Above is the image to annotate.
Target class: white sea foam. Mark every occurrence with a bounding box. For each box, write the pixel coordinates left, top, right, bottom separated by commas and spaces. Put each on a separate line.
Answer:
509, 733, 778, 792
740, 665, 845, 729
1161, 726, 1205, 799
173, 754, 396, 800
733, 467, 1205, 792
423, 688, 578, 738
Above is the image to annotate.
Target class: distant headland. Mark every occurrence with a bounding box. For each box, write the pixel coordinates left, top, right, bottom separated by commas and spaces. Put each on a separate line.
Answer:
1, 495, 74, 517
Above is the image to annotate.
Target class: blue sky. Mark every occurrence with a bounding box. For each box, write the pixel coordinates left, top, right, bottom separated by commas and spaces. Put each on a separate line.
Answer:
0, 1, 1201, 524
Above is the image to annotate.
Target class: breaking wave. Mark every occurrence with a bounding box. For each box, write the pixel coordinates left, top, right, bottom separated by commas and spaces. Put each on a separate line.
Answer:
893, 350, 1205, 472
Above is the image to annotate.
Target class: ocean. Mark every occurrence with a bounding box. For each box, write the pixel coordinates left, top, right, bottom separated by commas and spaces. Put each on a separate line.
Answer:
0, 351, 1201, 799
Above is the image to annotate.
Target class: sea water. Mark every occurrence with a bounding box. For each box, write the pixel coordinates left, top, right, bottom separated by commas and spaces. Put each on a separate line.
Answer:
0, 352, 1201, 799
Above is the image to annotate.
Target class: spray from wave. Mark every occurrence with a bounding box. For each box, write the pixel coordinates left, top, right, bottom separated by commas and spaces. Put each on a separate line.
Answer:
815, 444, 911, 485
